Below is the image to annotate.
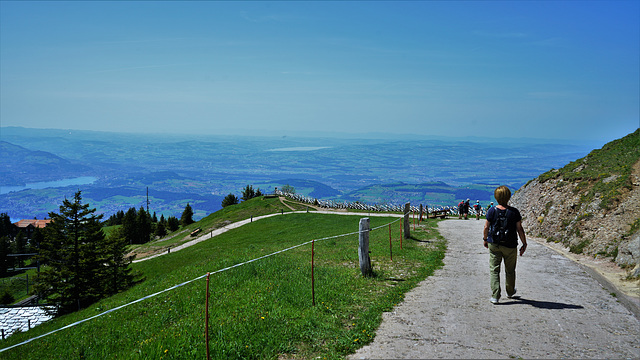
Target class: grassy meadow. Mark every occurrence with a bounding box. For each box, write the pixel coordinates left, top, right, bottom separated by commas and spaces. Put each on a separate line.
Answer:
1, 198, 445, 359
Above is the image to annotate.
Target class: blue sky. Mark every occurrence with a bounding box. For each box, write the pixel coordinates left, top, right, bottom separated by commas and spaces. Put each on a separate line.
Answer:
1, 1, 638, 142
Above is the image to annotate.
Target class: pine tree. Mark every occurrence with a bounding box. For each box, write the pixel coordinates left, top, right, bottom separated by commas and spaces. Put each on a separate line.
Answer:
0, 213, 12, 238
0, 214, 13, 275
180, 203, 194, 226
167, 216, 180, 232
0, 236, 12, 276
221, 193, 239, 207
122, 207, 138, 245
13, 231, 27, 268
35, 191, 108, 314
154, 221, 167, 238
102, 227, 135, 294
137, 206, 152, 244
241, 185, 255, 201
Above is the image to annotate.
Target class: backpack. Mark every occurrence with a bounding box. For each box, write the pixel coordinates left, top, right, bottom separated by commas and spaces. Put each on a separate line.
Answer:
491, 208, 510, 245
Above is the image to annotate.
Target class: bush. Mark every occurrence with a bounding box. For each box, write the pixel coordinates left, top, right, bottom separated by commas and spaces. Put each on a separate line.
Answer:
0, 290, 15, 305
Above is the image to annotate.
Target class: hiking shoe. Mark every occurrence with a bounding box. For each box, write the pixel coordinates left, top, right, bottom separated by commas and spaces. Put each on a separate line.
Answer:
490, 297, 499, 304
507, 289, 517, 299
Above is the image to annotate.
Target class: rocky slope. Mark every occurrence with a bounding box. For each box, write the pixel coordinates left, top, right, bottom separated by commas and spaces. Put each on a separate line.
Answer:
511, 129, 640, 278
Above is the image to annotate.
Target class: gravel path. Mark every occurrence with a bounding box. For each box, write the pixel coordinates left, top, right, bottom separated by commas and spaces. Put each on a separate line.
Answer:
350, 219, 640, 359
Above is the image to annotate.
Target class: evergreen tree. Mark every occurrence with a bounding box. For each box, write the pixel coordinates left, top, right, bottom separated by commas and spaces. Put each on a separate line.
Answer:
0, 213, 12, 239
154, 221, 167, 238
241, 185, 255, 201
0, 236, 12, 276
13, 231, 27, 268
137, 206, 152, 244
35, 191, 108, 314
0, 214, 13, 275
167, 216, 180, 232
255, 188, 263, 197
221, 193, 239, 208
180, 203, 194, 226
102, 227, 135, 294
30, 227, 44, 271
105, 214, 116, 226
122, 207, 138, 245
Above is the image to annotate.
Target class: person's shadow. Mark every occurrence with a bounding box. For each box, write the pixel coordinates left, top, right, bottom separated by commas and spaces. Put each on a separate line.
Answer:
499, 296, 584, 309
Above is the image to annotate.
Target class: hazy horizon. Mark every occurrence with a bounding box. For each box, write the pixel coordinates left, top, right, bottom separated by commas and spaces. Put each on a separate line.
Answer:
0, 125, 624, 149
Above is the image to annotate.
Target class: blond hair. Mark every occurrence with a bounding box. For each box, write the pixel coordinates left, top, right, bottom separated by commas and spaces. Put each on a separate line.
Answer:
494, 185, 511, 206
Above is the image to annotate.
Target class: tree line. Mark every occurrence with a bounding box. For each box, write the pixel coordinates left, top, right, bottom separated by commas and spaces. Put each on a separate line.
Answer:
0, 184, 279, 312
221, 184, 264, 208
104, 203, 194, 244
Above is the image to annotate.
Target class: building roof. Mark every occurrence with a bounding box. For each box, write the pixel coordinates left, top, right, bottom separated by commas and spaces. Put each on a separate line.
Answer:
13, 219, 51, 228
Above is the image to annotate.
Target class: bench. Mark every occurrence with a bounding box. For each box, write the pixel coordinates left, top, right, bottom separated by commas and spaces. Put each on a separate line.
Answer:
428, 210, 448, 219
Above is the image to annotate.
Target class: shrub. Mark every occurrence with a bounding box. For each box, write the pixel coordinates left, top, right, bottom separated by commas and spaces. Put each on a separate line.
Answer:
0, 290, 15, 305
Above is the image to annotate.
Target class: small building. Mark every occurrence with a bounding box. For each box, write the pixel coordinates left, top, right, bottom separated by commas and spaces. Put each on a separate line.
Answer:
12, 219, 51, 241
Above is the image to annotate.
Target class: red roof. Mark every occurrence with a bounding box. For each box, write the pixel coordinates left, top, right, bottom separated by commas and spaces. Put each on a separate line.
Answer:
13, 219, 51, 228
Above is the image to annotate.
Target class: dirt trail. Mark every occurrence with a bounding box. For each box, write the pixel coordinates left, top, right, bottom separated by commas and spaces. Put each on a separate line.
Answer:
350, 219, 640, 359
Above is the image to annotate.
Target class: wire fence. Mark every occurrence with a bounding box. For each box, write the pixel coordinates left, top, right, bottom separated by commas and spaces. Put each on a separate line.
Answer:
0, 211, 413, 353
277, 189, 454, 213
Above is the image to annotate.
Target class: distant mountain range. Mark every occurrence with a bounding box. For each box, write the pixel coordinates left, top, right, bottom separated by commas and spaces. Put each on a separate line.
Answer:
0, 126, 599, 221
0, 141, 92, 186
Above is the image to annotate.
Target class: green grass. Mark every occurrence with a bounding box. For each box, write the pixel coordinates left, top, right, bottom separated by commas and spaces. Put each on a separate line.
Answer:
1, 207, 445, 359
0, 268, 38, 304
128, 196, 300, 258
538, 129, 640, 210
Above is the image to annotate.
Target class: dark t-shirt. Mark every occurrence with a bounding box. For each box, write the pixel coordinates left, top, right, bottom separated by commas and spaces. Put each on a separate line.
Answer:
486, 206, 522, 248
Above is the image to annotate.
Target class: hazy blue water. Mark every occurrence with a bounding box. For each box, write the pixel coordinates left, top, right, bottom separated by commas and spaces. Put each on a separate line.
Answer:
0, 176, 97, 195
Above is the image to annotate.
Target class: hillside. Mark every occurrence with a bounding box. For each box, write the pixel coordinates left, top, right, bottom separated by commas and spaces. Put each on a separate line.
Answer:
0, 141, 92, 185
511, 129, 640, 278
0, 197, 446, 358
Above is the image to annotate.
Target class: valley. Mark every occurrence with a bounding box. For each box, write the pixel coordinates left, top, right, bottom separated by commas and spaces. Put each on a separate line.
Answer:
0, 127, 598, 221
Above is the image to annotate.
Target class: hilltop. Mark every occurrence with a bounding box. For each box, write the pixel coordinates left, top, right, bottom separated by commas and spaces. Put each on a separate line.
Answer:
511, 129, 640, 278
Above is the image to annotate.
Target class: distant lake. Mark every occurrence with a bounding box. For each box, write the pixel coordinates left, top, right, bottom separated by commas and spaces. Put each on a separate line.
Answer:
267, 146, 331, 152
0, 176, 97, 195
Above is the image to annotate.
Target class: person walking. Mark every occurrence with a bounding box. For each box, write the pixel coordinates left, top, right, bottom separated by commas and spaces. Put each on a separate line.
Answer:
473, 200, 482, 220
483, 186, 527, 304
463, 199, 471, 220
486, 201, 494, 212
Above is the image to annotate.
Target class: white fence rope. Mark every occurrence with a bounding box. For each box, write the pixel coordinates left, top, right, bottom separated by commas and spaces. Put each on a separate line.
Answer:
0, 212, 410, 352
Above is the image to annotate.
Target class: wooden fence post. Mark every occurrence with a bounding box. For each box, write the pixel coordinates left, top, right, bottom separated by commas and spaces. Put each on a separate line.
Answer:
205, 273, 210, 360
358, 218, 372, 277
403, 203, 411, 239
388, 223, 393, 261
